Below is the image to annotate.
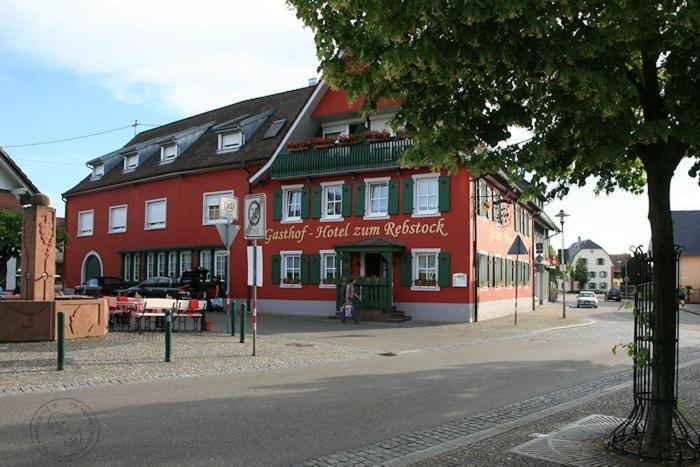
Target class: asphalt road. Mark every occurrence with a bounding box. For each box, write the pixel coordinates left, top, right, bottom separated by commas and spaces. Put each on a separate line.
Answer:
1, 302, 699, 466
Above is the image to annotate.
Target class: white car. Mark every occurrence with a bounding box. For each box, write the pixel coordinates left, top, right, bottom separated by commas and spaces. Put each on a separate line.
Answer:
576, 290, 599, 308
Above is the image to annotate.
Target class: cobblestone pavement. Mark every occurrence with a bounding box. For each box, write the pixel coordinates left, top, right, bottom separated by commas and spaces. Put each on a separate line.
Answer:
300, 350, 700, 467
0, 332, 378, 397
413, 358, 700, 466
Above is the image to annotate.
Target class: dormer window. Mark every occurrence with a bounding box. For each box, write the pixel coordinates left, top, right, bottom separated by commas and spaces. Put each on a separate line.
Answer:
123, 153, 138, 172
91, 164, 104, 180
218, 131, 244, 152
160, 143, 178, 163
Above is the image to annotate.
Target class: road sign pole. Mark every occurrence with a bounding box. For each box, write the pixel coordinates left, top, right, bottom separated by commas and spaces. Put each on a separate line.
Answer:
253, 239, 257, 356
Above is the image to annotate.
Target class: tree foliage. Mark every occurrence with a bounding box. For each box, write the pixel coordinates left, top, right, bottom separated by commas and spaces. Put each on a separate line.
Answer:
0, 209, 68, 265
291, 0, 698, 196
573, 258, 589, 289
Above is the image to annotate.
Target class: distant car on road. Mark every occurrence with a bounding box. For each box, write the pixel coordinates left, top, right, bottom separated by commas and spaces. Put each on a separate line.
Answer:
606, 287, 623, 301
76, 276, 131, 297
576, 290, 599, 308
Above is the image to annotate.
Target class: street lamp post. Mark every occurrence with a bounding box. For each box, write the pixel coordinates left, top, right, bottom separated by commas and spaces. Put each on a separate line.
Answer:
555, 209, 569, 319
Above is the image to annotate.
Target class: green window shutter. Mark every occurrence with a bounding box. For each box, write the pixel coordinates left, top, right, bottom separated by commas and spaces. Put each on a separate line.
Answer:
438, 252, 451, 287
488, 256, 494, 286
401, 178, 414, 214
400, 252, 413, 287
272, 254, 281, 285
309, 254, 321, 285
438, 175, 451, 212
311, 185, 322, 218
273, 189, 283, 221
342, 183, 352, 217
300, 254, 310, 284
354, 182, 365, 216
388, 179, 399, 215
301, 186, 310, 219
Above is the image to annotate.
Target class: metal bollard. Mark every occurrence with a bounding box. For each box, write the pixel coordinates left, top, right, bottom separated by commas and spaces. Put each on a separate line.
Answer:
57, 311, 65, 371
165, 309, 172, 362
234, 300, 236, 336
200, 308, 206, 332
239, 302, 246, 343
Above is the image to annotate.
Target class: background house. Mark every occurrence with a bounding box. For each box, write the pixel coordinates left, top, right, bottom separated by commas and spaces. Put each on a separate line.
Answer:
566, 237, 613, 292
0, 147, 39, 291
672, 210, 700, 303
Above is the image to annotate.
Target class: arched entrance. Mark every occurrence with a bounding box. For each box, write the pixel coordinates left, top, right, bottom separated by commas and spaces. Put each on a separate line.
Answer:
81, 251, 103, 284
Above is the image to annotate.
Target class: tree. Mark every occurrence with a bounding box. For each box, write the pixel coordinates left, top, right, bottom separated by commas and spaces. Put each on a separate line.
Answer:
291, 0, 698, 455
573, 258, 589, 290
0, 209, 68, 284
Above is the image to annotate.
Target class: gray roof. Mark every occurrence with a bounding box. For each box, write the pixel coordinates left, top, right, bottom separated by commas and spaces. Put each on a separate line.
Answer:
64, 86, 315, 197
673, 211, 700, 255
567, 238, 608, 261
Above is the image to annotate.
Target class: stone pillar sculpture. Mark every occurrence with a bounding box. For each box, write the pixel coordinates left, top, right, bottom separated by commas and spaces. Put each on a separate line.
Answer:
20, 193, 56, 301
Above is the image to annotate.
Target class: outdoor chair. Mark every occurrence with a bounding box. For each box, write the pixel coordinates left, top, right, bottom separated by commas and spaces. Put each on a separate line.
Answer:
174, 299, 205, 331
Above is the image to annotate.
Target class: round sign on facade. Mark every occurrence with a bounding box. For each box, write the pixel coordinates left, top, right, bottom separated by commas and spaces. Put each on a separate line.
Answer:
220, 196, 239, 222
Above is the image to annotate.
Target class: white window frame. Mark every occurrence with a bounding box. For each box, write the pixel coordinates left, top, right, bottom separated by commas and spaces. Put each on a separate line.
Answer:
369, 113, 397, 135
214, 250, 228, 282
412, 173, 440, 217
168, 252, 177, 278
160, 143, 178, 163
202, 190, 234, 225
133, 254, 140, 281
124, 254, 132, 282
108, 204, 128, 234
588, 282, 596, 290
280, 250, 302, 288
200, 250, 212, 279
411, 248, 440, 291
599, 271, 607, 278
478, 250, 489, 289
77, 210, 94, 237
91, 164, 104, 180
218, 131, 245, 152
123, 153, 139, 172
156, 252, 166, 276
364, 177, 390, 220
180, 251, 192, 274
144, 198, 167, 230
146, 252, 155, 279
321, 181, 344, 221
282, 184, 303, 223
320, 250, 337, 288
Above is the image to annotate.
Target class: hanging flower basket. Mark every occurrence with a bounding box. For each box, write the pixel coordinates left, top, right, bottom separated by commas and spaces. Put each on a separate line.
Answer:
310, 136, 335, 149
287, 140, 311, 152
362, 130, 390, 143
338, 134, 363, 146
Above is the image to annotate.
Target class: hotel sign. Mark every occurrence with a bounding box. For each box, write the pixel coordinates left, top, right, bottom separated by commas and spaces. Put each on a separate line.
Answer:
264, 218, 448, 244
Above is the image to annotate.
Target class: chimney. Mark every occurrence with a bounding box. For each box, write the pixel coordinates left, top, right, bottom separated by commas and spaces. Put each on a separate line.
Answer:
308, 77, 318, 86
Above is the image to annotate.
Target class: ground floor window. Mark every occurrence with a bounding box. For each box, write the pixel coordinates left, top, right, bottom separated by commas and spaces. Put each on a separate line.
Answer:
146, 253, 155, 279
588, 282, 596, 289
157, 252, 166, 276
282, 252, 302, 286
168, 252, 177, 278
214, 250, 228, 283
200, 250, 212, 279
124, 254, 132, 281
599, 282, 607, 290
477, 253, 489, 288
321, 251, 337, 285
412, 249, 439, 289
133, 254, 140, 281
180, 251, 192, 273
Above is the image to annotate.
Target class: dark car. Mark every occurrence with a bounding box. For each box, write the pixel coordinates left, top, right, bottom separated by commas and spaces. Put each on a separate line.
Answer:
76, 276, 131, 297
119, 277, 181, 298
606, 287, 623, 301
179, 267, 211, 299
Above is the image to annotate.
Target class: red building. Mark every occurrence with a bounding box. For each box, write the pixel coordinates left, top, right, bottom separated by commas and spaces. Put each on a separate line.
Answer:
63, 81, 557, 322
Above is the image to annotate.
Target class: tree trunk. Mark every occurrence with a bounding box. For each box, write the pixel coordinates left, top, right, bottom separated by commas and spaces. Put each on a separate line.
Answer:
642, 154, 679, 456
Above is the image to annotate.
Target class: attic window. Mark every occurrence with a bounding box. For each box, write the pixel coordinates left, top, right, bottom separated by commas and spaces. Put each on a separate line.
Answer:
263, 119, 286, 139
160, 143, 178, 163
123, 153, 139, 172
91, 164, 104, 180
219, 131, 245, 152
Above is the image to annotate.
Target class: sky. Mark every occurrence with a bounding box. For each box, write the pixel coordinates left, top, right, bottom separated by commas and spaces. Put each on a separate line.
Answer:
0, 0, 697, 254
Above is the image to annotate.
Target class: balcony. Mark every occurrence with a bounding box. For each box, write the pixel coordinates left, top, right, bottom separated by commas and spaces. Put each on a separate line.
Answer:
271, 138, 413, 180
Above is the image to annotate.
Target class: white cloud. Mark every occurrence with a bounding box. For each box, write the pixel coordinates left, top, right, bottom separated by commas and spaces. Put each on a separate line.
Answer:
0, 0, 319, 114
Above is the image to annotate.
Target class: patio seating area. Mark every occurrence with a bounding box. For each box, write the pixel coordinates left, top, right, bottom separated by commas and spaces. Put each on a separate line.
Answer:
105, 296, 207, 332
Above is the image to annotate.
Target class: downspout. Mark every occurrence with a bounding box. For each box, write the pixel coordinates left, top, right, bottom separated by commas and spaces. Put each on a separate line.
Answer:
473, 176, 479, 322
531, 214, 536, 311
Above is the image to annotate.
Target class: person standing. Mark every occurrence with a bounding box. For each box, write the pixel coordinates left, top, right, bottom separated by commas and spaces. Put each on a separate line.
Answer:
342, 279, 360, 324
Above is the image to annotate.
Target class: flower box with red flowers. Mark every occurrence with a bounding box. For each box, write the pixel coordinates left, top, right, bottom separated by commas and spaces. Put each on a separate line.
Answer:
362, 130, 390, 143
338, 134, 363, 146
310, 136, 335, 149
286, 140, 311, 152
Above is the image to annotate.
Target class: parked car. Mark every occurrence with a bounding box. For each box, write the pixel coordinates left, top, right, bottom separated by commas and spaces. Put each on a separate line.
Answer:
119, 277, 181, 298
179, 267, 211, 299
76, 276, 131, 297
606, 287, 623, 301
576, 290, 599, 308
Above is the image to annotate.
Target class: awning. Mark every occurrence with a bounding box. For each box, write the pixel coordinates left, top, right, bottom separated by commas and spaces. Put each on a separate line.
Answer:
334, 237, 406, 253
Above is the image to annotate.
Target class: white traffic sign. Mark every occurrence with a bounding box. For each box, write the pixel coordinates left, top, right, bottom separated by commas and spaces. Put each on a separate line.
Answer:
215, 224, 240, 250
220, 196, 239, 222
247, 245, 263, 286
244, 194, 266, 240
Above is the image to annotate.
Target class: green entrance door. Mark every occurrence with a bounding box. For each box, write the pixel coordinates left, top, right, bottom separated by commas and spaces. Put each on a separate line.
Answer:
83, 254, 102, 283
